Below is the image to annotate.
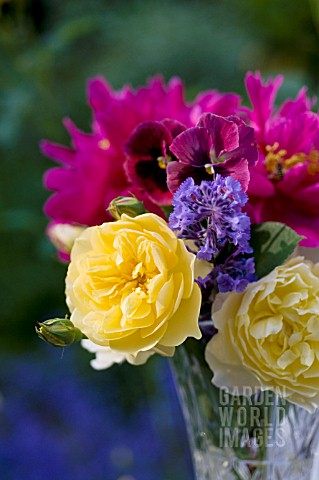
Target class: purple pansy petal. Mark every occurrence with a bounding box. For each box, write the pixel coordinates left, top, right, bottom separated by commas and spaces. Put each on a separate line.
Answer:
222, 117, 258, 167
124, 156, 173, 206
197, 113, 239, 156
167, 113, 257, 193
124, 119, 186, 206
217, 157, 250, 191
167, 161, 203, 194
169, 127, 212, 166
161, 118, 187, 138
124, 121, 172, 158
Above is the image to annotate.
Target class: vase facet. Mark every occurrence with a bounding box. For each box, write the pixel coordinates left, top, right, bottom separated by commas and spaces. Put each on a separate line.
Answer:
171, 339, 319, 480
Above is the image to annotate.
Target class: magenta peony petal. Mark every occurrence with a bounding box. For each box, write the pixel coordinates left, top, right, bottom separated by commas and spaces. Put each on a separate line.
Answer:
245, 71, 283, 144
279, 87, 315, 118
247, 170, 275, 197
63, 119, 95, 150
276, 163, 308, 193
40, 141, 75, 166
87, 76, 114, 113
294, 219, 319, 247
44, 167, 75, 191
192, 91, 241, 122
293, 182, 319, 212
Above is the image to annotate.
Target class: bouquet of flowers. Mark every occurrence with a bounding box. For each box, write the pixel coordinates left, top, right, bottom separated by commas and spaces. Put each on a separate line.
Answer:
37, 72, 319, 479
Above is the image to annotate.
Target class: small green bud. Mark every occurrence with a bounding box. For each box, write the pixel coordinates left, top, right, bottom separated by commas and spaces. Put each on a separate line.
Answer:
35, 317, 85, 348
108, 196, 146, 220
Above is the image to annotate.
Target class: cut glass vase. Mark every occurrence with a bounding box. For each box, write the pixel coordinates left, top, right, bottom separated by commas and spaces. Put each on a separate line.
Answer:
171, 339, 319, 480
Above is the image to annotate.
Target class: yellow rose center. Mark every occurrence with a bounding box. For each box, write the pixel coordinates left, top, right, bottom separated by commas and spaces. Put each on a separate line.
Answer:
131, 262, 151, 294
265, 142, 319, 180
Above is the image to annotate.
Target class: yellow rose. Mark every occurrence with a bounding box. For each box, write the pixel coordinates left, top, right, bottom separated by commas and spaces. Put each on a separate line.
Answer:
66, 213, 201, 363
205, 257, 319, 411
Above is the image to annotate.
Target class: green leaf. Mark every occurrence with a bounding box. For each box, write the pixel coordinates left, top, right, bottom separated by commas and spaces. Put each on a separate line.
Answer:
161, 205, 173, 220
250, 222, 303, 279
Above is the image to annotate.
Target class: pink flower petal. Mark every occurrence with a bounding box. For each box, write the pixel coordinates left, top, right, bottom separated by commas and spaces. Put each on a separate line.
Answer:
40, 140, 75, 166
245, 71, 283, 144
247, 170, 275, 197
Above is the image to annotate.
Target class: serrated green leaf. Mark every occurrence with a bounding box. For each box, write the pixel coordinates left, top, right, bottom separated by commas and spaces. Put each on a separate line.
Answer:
250, 222, 303, 279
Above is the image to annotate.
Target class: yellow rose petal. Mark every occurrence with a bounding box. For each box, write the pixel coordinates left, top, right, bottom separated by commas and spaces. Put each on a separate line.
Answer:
160, 283, 202, 347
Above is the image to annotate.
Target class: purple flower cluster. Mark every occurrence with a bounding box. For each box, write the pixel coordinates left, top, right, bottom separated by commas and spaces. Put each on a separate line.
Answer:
197, 256, 256, 294
169, 174, 256, 293
215, 256, 256, 292
169, 175, 252, 261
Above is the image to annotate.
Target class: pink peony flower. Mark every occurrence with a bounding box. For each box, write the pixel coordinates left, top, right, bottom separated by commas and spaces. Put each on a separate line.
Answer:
42, 76, 241, 248
244, 72, 319, 246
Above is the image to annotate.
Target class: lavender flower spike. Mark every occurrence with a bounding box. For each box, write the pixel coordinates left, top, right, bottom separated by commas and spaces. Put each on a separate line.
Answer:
169, 175, 252, 261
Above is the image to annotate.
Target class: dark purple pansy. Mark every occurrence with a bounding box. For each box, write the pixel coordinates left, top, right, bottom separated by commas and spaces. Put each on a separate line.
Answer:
167, 113, 258, 193
124, 119, 186, 206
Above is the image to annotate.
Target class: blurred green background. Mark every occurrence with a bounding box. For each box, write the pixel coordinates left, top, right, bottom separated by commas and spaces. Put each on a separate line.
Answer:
1, 0, 319, 478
